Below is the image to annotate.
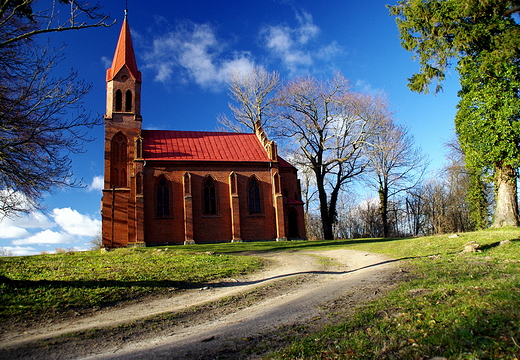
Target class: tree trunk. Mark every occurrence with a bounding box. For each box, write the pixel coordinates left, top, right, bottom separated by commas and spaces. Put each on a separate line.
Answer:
492, 165, 518, 227
379, 187, 389, 238
319, 192, 335, 240
316, 174, 334, 240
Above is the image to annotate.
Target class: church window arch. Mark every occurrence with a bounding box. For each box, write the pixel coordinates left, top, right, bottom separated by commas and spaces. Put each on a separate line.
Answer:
135, 137, 143, 159
120, 168, 127, 188
136, 172, 143, 195
115, 89, 122, 112
203, 176, 218, 215
110, 133, 127, 187
248, 176, 261, 214
156, 177, 171, 217
125, 90, 132, 112
273, 172, 281, 194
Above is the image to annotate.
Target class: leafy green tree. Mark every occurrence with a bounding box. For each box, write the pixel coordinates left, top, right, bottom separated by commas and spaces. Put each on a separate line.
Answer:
389, 0, 520, 227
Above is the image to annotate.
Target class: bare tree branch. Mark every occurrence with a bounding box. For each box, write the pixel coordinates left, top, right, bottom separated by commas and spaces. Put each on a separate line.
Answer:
275, 73, 380, 239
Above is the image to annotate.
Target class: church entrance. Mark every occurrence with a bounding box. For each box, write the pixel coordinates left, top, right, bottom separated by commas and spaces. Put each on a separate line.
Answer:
287, 208, 299, 239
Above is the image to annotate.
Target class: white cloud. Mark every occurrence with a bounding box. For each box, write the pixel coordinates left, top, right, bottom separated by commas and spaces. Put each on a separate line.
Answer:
144, 22, 255, 90
0, 189, 34, 217
1, 246, 38, 256
88, 175, 104, 192
0, 208, 100, 254
355, 79, 383, 95
316, 41, 343, 61
12, 230, 73, 245
0, 211, 54, 239
294, 11, 320, 44
0, 225, 30, 239
261, 10, 342, 76
101, 56, 112, 69
52, 208, 101, 237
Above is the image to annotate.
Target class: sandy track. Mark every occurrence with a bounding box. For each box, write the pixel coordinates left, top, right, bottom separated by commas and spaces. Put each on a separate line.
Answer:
1, 249, 401, 359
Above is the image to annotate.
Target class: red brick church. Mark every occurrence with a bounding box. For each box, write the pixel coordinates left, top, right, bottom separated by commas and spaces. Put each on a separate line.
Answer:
101, 16, 306, 247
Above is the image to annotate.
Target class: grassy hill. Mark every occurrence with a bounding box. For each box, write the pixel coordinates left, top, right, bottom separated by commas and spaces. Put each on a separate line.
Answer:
1, 229, 519, 359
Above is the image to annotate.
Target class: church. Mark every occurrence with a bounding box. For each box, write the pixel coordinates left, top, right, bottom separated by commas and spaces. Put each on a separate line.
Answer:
101, 16, 306, 247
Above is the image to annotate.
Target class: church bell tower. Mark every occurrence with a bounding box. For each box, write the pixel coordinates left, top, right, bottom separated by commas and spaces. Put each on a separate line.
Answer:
102, 13, 144, 248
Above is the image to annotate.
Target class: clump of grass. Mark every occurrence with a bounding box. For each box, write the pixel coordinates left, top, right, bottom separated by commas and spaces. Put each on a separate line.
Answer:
272, 228, 520, 359
0, 247, 261, 323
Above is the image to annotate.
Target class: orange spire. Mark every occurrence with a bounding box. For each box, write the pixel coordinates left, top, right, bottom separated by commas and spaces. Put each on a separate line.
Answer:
106, 16, 142, 82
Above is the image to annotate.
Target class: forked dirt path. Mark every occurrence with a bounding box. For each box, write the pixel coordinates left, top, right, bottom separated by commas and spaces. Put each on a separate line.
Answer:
1, 249, 403, 359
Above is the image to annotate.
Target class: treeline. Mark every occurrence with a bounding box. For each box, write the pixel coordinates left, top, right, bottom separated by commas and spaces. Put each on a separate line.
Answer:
305, 145, 493, 239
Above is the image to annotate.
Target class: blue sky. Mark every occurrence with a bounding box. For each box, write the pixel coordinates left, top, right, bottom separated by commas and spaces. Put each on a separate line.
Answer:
0, 0, 461, 255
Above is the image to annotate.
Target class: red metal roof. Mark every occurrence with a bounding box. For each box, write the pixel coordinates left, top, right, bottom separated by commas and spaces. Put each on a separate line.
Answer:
106, 17, 142, 82
142, 130, 272, 162
277, 156, 296, 169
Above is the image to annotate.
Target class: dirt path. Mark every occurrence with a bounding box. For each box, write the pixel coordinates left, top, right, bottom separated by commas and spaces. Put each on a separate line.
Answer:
1, 249, 403, 359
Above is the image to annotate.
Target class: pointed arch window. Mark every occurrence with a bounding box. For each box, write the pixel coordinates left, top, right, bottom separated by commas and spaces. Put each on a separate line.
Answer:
248, 177, 261, 214
157, 178, 170, 217
136, 172, 143, 195
125, 90, 132, 112
115, 89, 122, 112
203, 177, 218, 215
111, 133, 127, 187
135, 137, 143, 159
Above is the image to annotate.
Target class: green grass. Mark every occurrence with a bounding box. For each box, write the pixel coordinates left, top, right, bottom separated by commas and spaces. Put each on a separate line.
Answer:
1, 230, 519, 359
272, 229, 520, 359
0, 247, 261, 321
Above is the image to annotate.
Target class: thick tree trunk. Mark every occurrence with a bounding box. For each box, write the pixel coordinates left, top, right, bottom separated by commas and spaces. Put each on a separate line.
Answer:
492, 165, 518, 227
316, 175, 335, 240
379, 187, 389, 238
319, 194, 335, 240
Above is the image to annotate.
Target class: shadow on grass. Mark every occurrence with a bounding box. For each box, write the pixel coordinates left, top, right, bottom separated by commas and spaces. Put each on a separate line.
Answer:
266, 237, 409, 252
0, 237, 435, 292
186, 237, 411, 255
0, 246, 416, 292
0, 277, 199, 290
208, 255, 418, 289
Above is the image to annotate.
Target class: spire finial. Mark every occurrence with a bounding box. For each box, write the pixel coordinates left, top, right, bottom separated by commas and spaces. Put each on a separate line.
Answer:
124, 0, 128, 18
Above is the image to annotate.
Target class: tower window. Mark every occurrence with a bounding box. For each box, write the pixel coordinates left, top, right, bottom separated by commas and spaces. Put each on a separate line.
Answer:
203, 177, 217, 215
157, 178, 170, 216
249, 178, 261, 214
115, 89, 122, 112
110, 133, 127, 187
125, 90, 132, 112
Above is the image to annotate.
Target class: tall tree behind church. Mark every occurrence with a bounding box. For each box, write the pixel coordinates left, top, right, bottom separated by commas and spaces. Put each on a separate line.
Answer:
275, 73, 383, 240
389, 0, 520, 227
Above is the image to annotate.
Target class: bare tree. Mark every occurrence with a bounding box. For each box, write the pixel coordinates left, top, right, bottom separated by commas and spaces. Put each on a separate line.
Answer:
88, 233, 103, 250
365, 120, 428, 237
347, 197, 383, 239
0, 1, 113, 217
404, 169, 475, 236
0, 0, 113, 47
0, 247, 13, 256
275, 73, 381, 240
218, 67, 279, 133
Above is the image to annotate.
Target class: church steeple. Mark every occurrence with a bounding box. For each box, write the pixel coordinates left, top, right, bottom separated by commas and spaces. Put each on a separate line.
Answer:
105, 13, 141, 119
106, 15, 141, 82
102, 12, 145, 247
